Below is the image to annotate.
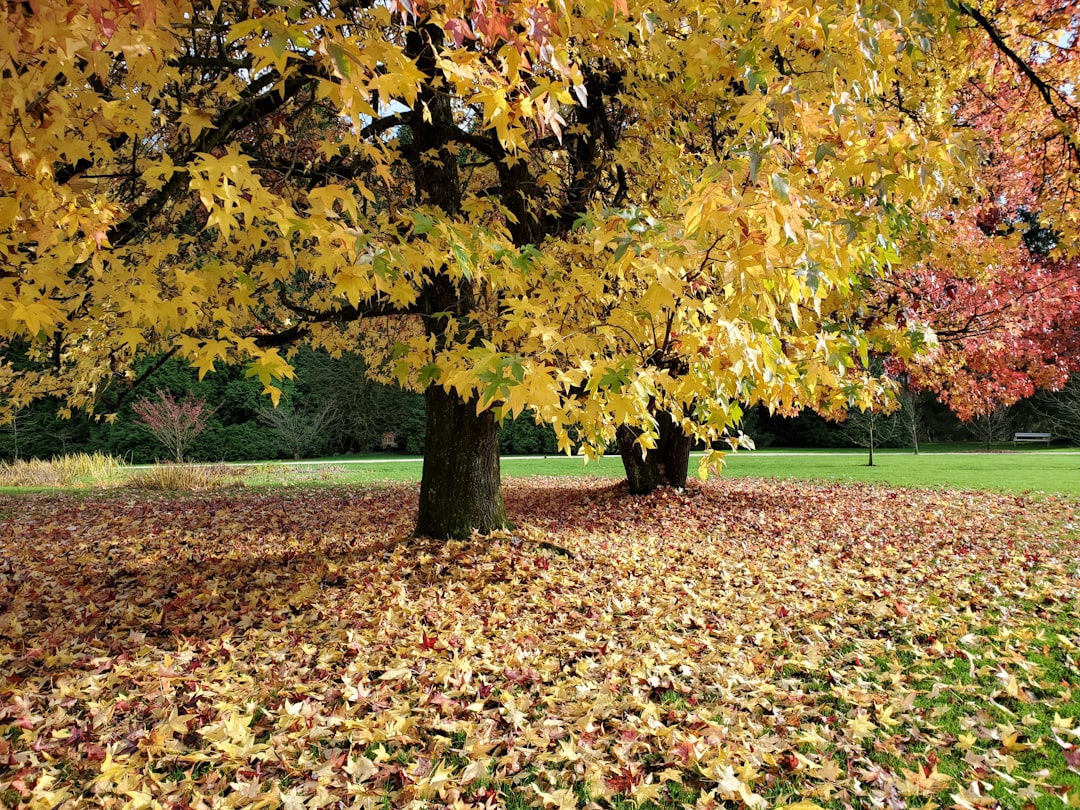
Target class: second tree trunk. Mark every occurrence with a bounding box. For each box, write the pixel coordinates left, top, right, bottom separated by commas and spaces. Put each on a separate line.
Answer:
617, 412, 692, 495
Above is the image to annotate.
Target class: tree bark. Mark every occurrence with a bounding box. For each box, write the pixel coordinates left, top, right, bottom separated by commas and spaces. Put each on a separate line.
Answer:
403, 20, 512, 539
657, 412, 692, 489
415, 385, 509, 539
617, 412, 693, 495
618, 425, 662, 495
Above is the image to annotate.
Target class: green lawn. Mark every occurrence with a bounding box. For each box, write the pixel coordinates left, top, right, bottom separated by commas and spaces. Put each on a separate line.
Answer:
3, 444, 1078, 496
719, 446, 1080, 495
236, 444, 1080, 497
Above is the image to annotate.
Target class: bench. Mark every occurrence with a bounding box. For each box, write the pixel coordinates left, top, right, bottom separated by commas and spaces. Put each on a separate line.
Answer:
1013, 432, 1052, 445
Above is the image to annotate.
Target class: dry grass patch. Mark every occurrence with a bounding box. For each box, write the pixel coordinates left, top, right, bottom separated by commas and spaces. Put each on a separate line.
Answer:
0, 452, 124, 488
126, 462, 249, 491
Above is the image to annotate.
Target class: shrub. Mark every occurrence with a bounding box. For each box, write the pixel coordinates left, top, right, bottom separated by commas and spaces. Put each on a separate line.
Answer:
132, 390, 214, 463
127, 462, 245, 491
498, 412, 559, 454
190, 422, 284, 462
257, 403, 335, 459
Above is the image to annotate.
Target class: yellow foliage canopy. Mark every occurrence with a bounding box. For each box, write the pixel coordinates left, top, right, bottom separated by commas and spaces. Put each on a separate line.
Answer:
0, 0, 1072, 456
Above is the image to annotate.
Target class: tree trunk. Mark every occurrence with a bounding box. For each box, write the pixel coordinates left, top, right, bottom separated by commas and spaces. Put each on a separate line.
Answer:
415, 385, 509, 539
617, 412, 693, 495
657, 412, 692, 489
403, 21, 510, 539
618, 425, 662, 495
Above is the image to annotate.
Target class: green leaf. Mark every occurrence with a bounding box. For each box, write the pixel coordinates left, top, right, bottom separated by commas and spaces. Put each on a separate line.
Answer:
327, 42, 351, 78
770, 173, 790, 203
411, 212, 434, 236
418, 363, 442, 386
814, 143, 836, 164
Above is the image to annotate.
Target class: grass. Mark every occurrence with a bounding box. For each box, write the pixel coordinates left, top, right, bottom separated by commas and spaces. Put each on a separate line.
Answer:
0, 443, 1077, 496
719, 445, 1080, 495
126, 461, 251, 491
0, 451, 124, 488
231, 443, 1080, 497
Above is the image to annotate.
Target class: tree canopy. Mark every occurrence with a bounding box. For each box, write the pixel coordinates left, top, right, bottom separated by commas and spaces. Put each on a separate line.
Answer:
1, 0, 1077, 535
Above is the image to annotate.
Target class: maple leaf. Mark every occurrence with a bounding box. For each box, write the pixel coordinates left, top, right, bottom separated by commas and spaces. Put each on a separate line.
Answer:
1065, 747, 1080, 773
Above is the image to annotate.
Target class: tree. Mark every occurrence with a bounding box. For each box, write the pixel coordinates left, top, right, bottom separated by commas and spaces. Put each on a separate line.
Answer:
291, 348, 422, 453
1, 0, 1077, 536
876, 213, 1080, 422
843, 403, 902, 467
892, 383, 928, 455
965, 402, 1014, 451
257, 401, 335, 460
840, 358, 902, 466
868, 1, 1080, 423
132, 390, 213, 463
1037, 375, 1080, 445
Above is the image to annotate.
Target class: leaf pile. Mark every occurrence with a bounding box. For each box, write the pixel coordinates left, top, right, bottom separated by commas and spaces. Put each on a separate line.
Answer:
1, 478, 1078, 809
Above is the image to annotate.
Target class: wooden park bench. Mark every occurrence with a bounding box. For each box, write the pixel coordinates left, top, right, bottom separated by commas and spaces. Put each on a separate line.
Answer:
1013, 432, 1052, 445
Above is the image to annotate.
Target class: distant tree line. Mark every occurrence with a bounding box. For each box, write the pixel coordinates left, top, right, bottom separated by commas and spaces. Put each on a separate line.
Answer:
1, 347, 1076, 463
0, 349, 560, 463
747, 385, 1078, 453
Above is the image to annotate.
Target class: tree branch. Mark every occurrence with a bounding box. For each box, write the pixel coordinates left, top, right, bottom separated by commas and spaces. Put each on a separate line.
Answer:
98, 345, 181, 412
958, 1, 1080, 167
251, 287, 420, 349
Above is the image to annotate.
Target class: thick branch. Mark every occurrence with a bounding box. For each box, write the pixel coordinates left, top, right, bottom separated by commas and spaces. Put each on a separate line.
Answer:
252, 296, 418, 348
98, 345, 181, 412
252, 286, 419, 349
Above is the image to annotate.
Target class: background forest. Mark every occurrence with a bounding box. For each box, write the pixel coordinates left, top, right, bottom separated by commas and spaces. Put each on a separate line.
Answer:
2, 348, 1076, 463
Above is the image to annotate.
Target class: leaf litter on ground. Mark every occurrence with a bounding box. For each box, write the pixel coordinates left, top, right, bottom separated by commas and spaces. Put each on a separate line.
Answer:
0, 477, 1078, 809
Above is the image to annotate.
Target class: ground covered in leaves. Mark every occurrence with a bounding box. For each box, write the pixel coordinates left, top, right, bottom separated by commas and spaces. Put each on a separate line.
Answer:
1, 478, 1079, 810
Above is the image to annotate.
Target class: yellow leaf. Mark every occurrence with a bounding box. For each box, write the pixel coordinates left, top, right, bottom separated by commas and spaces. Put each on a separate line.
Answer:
122, 791, 155, 810
1001, 731, 1030, 753
532, 785, 577, 810
460, 758, 490, 783
178, 106, 217, 140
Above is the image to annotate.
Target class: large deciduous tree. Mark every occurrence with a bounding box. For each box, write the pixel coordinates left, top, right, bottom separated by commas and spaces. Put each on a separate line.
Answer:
1, 0, 1074, 535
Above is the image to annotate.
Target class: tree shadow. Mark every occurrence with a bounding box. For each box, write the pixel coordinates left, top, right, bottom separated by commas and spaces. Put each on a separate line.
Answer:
0, 475, 875, 681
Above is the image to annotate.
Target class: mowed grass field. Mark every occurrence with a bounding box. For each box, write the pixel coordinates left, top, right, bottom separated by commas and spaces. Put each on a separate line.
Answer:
2, 444, 1078, 496
229, 445, 1080, 497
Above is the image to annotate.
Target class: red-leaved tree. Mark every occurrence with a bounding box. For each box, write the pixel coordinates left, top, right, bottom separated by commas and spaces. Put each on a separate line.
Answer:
132, 391, 213, 463
879, 217, 1080, 420
870, 0, 1080, 421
